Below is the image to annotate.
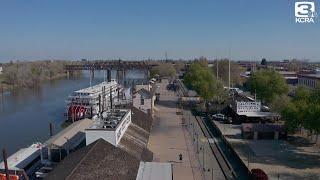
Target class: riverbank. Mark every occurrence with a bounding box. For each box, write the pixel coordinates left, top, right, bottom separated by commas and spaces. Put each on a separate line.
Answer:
0, 60, 82, 91
212, 120, 320, 179
0, 73, 68, 93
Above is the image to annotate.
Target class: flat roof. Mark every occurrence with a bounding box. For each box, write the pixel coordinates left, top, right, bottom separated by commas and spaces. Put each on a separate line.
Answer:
237, 111, 278, 118
298, 73, 320, 79
88, 109, 130, 130
0, 143, 41, 171
278, 71, 297, 75
45, 119, 93, 147
75, 80, 118, 94
136, 162, 172, 180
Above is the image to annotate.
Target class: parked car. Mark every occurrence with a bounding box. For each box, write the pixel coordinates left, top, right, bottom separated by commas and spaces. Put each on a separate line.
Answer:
251, 168, 268, 180
224, 117, 233, 124
212, 113, 226, 121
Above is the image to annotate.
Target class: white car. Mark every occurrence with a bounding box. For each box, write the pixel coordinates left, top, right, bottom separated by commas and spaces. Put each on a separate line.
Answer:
212, 113, 226, 121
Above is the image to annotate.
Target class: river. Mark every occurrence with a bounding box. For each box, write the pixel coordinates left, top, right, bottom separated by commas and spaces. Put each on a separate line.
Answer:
0, 70, 145, 159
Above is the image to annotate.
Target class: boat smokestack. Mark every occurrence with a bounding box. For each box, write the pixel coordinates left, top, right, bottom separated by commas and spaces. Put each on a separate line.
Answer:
49, 122, 54, 137
98, 94, 101, 114
2, 149, 10, 180
107, 69, 111, 82
110, 87, 113, 110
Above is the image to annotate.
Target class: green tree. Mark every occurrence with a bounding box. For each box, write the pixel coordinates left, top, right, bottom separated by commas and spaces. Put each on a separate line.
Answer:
270, 94, 290, 113
281, 86, 320, 140
261, 58, 267, 66
184, 60, 224, 112
282, 102, 300, 133
248, 69, 288, 103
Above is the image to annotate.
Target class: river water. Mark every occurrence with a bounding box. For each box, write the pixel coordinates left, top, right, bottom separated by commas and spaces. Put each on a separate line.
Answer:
0, 70, 145, 159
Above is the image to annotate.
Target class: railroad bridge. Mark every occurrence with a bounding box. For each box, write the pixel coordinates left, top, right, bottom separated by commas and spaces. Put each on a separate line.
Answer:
65, 60, 154, 85
65, 60, 151, 71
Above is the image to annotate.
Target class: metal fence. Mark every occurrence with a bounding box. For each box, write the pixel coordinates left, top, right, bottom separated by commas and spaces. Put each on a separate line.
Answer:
182, 109, 226, 180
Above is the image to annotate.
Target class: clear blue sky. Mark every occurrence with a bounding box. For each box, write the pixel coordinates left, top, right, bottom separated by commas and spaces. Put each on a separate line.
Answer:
0, 0, 319, 62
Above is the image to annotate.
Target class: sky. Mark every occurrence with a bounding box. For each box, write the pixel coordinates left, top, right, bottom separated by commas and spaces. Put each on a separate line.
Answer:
0, 0, 319, 62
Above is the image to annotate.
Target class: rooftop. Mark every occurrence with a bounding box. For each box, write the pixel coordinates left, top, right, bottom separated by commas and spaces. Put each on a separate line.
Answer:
278, 71, 297, 75
89, 109, 130, 129
45, 139, 141, 180
0, 143, 41, 171
136, 162, 172, 180
75, 80, 118, 94
298, 73, 320, 79
134, 88, 152, 99
45, 119, 93, 148
118, 123, 153, 161
237, 111, 278, 118
131, 107, 153, 133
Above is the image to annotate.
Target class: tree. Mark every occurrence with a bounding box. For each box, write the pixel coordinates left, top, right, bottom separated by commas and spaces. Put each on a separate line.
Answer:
261, 58, 267, 66
184, 60, 224, 113
270, 94, 290, 113
248, 69, 288, 103
212, 59, 245, 87
282, 102, 300, 133
150, 63, 176, 79
281, 86, 320, 140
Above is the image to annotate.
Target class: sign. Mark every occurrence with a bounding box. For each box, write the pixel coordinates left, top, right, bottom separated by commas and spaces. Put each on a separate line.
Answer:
236, 101, 261, 113
295, 1, 317, 23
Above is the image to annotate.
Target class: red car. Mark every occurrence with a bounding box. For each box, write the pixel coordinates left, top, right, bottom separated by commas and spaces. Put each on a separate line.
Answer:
251, 169, 268, 180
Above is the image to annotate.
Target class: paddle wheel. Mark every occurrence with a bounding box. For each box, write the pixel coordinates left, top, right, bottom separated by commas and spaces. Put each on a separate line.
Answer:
68, 105, 89, 122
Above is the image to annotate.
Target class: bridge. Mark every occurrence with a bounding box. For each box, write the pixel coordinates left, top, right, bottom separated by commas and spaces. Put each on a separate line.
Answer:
65, 60, 152, 71
64, 60, 155, 85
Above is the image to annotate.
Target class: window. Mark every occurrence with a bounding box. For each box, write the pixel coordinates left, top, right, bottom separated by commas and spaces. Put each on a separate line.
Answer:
140, 98, 144, 105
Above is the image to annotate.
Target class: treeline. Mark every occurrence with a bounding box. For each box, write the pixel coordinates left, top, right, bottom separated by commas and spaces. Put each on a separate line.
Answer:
247, 69, 320, 141
1, 60, 69, 88
183, 59, 227, 111
282, 87, 320, 142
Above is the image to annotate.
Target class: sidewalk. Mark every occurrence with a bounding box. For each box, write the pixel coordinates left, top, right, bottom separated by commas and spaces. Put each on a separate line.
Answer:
147, 79, 203, 180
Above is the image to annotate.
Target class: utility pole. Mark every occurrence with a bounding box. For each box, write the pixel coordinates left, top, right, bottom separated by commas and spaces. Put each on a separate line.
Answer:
165, 52, 168, 61
2, 149, 10, 180
228, 58, 231, 89
216, 59, 219, 80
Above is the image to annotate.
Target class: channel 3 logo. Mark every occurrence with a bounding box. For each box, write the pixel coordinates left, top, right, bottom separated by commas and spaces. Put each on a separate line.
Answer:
295, 1, 317, 23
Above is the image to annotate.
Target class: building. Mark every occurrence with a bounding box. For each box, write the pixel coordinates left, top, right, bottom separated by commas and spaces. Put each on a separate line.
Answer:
133, 89, 155, 114
42, 119, 94, 163
135, 84, 152, 92
0, 66, 3, 75
298, 73, 320, 89
46, 107, 161, 180
45, 139, 171, 180
85, 109, 131, 146
278, 71, 298, 85
237, 61, 257, 71
241, 123, 287, 140
0, 143, 42, 179
136, 162, 172, 180
223, 94, 278, 124
45, 139, 142, 180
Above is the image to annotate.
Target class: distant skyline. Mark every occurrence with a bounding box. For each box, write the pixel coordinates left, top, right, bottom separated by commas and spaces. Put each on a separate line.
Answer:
0, 0, 320, 62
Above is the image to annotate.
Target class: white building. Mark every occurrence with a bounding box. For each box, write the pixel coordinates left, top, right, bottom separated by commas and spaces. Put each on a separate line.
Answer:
298, 74, 320, 89
133, 88, 155, 114
0, 66, 3, 74
85, 109, 131, 146
135, 84, 152, 92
